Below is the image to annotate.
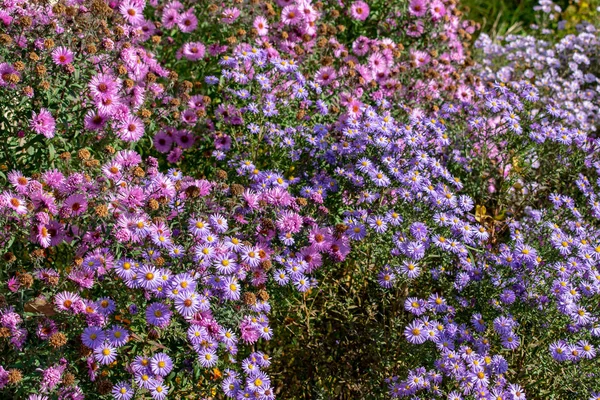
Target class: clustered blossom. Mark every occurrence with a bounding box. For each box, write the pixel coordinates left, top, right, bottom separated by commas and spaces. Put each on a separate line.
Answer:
0, 150, 343, 399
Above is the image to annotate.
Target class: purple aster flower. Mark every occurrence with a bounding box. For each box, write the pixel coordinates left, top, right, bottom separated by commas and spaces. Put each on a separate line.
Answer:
404, 321, 427, 344
150, 353, 173, 376
136, 265, 160, 289
94, 342, 117, 364
112, 382, 134, 400
399, 261, 421, 279
222, 276, 242, 301
173, 291, 200, 317
146, 303, 172, 328
81, 326, 105, 349
501, 332, 520, 350
577, 340, 596, 359
39, 364, 64, 393
378, 267, 396, 288
149, 380, 169, 400
198, 349, 218, 367
107, 325, 129, 347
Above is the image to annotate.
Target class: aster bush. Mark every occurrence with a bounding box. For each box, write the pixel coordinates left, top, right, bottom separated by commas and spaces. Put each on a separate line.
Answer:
2, 0, 600, 399
0, 148, 347, 399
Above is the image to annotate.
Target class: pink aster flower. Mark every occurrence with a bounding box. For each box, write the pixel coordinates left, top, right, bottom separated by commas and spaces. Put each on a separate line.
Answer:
221, 7, 240, 24
315, 66, 337, 86
281, 5, 300, 25
119, 0, 145, 25
2, 191, 27, 214
177, 8, 198, 32
63, 193, 88, 216
51, 46, 74, 65
30, 108, 56, 138
116, 114, 145, 142
350, 1, 370, 21
54, 291, 82, 312
37, 224, 52, 248
430, 0, 446, 20
39, 364, 65, 393
253, 16, 269, 36
409, 0, 427, 17
182, 42, 205, 61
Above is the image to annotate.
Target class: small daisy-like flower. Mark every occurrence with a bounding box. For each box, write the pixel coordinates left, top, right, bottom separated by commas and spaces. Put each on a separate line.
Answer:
119, 0, 144, 25
146, 302, 172, 328
253, 16, 269, 36
150, 353, 173, 376
117, 114, 145, 142
112, 381, 134, 400
3, 191, 28, 215
97, 297, 116, 315
210, 213, 228, 233
54, 291, 81, 312
246, 371, 270, 391
198, 349, 218, 367
213, 253, 237, 274
63, 193, 87, 216
404, 320, 427, 344
293, 275, 311, 292
223, 276, 241, 301
136, 265, 160, 289
150, 381, 169, 400
94, 342, 117, 364
135, 372, 155, 390
350, 1, 370, 21
30, 109, 56, 138
173, 291, 200, 317
273, 269, 289, 285
107, 325, 129, 347
81, 326, 105, 349
51, 46, 74, 65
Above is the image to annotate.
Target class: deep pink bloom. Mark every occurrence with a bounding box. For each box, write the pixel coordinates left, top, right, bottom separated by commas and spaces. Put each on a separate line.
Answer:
409, 0, 427, 17
177, 8, 198, 32
64, 194, 88, 216
51, 46, 74, 65
30, 109, 56, 138
182, 42, 205, 61
117, 114, 144, 142
119, 0, 144, 25
350, 1, 370, 21
315, 66, 337, 86
221, 7, 240, 24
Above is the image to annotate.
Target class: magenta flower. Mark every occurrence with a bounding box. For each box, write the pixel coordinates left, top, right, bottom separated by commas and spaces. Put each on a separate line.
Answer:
117, 114, 145, 142
63, 194, 87, 216
350, 1, 370, 21
177, 8, 198, 32
119, 0, 144, 25
51, 46, 74, 65
30, 108, 56, 138
221, 7, 240, 24
409, 0, 427, 16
